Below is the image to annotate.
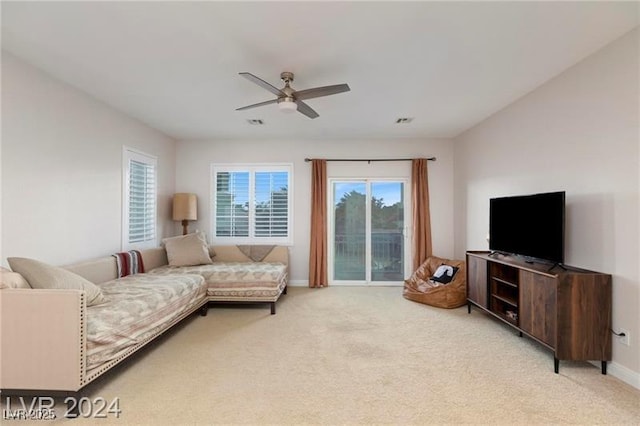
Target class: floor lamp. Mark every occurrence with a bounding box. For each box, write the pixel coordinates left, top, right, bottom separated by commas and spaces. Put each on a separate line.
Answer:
173, 193, 197, 235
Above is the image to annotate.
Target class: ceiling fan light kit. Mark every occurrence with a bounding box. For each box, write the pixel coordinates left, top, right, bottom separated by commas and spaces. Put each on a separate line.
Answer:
237, 71, 350, 119
278, 98, 298, 113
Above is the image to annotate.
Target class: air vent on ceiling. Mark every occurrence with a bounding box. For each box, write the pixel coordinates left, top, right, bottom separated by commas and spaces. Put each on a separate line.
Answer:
247, 119, 265, 125
395, 117, 414, 124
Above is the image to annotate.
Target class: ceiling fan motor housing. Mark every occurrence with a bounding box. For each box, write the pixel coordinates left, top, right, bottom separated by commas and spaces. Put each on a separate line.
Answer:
278, 70, 295, 111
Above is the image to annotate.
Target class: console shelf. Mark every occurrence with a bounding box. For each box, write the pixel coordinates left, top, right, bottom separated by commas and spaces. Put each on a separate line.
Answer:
466, 251, 612, 374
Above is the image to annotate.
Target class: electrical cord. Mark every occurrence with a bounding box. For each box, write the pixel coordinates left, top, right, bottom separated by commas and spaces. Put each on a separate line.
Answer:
611, 329, 626, 337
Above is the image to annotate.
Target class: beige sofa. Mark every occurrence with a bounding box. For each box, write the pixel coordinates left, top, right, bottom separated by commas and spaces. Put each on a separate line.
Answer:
0, 245, 288, 405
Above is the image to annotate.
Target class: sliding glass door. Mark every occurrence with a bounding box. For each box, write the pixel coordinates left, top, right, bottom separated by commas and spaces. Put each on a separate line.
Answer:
330, 179, 408, 285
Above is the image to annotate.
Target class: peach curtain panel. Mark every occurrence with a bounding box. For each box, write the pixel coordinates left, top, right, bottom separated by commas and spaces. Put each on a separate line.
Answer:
308, 159, 328, 287
411, 158, 433, 270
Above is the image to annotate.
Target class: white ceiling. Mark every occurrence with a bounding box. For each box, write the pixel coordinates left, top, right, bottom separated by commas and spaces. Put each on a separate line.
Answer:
2, 1, 638, 141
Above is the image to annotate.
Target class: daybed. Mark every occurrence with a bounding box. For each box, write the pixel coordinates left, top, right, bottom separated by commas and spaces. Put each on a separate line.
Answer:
0, 243, 289, 407
148, 245, 289, 315
403, 256, 467, 309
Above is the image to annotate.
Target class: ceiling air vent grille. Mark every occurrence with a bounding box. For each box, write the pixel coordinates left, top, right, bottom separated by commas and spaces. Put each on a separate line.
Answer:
395, 117, 413, 124
247, 119, 265, 125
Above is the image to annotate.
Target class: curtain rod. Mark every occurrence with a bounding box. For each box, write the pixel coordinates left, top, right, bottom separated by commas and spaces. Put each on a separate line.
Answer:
304, 157, 436, 163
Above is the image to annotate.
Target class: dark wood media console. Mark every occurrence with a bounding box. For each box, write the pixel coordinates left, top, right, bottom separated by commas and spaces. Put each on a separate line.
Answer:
466, 251, 612, 374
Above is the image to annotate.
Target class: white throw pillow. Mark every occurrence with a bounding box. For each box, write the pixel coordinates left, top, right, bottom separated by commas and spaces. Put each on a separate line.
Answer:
0, 266, 31, 289
7, 258, 107, 306
162, 231, 213, 267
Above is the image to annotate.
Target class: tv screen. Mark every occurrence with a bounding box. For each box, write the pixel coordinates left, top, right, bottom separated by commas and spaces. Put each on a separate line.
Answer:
489, 191, 565, 264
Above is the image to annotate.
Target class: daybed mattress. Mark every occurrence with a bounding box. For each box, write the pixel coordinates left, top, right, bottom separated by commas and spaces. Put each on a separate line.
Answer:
149, 262, 288, 301
86, 273, 206, 374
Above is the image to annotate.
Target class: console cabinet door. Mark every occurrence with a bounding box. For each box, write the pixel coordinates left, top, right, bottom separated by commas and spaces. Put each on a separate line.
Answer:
467, 255, 488, 308
519, 270, 557, 348
555, 274, 612, 361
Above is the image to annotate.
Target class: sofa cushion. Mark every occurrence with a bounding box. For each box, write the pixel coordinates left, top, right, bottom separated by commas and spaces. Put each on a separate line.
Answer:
149, 261, 288, 302
0, 266, 31, 289
7, 257, 107, 306
87, 273, 206, 373
162, 231, 213, 267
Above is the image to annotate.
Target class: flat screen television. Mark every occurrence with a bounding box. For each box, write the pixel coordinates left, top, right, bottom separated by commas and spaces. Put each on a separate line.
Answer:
489, 191, 565, 264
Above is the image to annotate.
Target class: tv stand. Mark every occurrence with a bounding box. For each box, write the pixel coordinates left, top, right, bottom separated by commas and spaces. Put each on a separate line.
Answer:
466, 251, 612, 374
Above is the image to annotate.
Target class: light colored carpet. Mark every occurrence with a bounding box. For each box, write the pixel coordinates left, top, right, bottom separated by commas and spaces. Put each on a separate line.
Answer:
13, 287, 640, 424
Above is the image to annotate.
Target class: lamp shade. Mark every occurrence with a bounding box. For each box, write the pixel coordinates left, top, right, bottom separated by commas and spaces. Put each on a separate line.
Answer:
172, 193, 197, 221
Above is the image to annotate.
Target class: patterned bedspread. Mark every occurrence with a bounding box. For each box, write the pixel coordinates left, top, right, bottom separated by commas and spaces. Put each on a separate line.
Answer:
148, 262, 288, 301
86, 273, 206, 373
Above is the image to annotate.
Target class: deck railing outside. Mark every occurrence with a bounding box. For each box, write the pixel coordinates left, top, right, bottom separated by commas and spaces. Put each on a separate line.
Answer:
334, 232, 404, 281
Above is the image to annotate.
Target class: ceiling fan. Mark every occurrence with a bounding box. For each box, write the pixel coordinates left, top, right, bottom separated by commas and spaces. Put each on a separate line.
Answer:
236, 72, 350, 119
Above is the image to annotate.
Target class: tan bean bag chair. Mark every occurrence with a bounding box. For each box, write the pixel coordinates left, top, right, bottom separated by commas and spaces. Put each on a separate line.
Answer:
403, 256, 466, 309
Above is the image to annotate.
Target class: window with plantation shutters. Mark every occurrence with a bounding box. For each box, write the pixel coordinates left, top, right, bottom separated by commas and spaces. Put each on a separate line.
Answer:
212, 164, 292, 245
123, 148, 157, 250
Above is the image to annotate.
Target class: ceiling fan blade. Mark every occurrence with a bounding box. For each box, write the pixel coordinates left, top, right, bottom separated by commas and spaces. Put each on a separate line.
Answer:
293, 84, 350, 101
296, 100, 319, 119
236, 99, 277, 111
239, 72, 285, 96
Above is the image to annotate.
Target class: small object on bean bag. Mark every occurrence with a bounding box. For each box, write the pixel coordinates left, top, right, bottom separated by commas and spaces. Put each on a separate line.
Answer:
430, 264, 459, 284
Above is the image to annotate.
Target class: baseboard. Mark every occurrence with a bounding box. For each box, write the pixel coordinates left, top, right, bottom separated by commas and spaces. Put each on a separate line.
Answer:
590, 360, 640, 389
288, 280, 308, 287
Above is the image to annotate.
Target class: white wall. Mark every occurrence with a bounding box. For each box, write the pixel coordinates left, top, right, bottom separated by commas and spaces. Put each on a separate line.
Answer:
176, 138, 455, 283
453, 29, 639, 382
1, 52, 177, 265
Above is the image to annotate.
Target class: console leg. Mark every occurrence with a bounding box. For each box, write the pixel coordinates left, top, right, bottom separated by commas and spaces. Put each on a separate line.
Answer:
467, 303, 471, 314
554, 357, 559, 374
270, 302, 276, 315
283, 285, 288, 295
601, 361, 607, 375
519, 331, 523, 337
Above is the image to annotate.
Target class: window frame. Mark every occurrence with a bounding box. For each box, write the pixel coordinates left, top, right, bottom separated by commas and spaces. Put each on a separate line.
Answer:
211, 163, 293, 245
122, 147, 158, 251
